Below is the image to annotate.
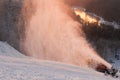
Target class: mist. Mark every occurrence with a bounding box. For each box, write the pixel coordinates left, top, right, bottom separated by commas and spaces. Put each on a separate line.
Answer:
0, 0, 113, 71
17, 0, 111, 69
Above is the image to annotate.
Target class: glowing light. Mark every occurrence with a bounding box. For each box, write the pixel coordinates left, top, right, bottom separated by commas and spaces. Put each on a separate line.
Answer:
73, 8, 98, 24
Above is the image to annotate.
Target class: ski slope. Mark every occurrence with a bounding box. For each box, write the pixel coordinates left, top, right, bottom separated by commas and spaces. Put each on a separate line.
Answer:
0, 41, 119, 80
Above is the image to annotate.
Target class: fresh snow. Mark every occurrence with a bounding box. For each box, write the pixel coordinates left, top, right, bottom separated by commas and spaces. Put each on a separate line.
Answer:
0, 42, 26, 58
0, 41, 119, 80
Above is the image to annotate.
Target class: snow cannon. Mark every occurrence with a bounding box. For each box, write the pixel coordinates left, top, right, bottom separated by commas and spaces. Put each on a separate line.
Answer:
104, 66, 120, 78
96, 64, 120, 78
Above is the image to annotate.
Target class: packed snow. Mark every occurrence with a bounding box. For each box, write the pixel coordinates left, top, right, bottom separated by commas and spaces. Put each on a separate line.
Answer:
0, 41, 119, 80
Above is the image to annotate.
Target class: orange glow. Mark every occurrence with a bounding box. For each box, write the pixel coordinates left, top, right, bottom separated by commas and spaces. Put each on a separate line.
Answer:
74, 8, 98, 24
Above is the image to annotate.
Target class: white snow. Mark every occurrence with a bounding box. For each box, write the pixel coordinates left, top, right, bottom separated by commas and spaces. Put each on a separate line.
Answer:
0, 41, 26, 58
0, 41, 119, 80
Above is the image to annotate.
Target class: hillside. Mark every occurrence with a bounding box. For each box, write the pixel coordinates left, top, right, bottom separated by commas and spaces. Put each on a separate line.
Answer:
0, 41, 119, 80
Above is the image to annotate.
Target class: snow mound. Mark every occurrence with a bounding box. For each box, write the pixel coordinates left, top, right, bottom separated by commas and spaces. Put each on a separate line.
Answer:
0, 41, 26, 58
0, 41, 119, 80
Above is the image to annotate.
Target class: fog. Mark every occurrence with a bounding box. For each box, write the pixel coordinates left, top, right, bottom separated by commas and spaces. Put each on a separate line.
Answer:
19, 0, 112, 69
0, 0, 113, 71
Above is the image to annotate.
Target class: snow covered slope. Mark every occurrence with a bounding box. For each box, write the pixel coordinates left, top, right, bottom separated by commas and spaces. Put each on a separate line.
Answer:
0, 41, 119, 80
0, 42, 25, 58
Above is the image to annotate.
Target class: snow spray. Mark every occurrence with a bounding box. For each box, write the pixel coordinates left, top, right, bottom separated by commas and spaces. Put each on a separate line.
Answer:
0, 0, 111, 71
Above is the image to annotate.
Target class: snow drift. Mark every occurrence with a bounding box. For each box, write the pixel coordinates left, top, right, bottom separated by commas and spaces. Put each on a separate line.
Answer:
0, 41, 119, 80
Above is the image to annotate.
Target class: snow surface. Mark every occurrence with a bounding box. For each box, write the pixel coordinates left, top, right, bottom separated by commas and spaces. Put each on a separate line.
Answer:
0, 42, 26, 58
0, 41, 119, 80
